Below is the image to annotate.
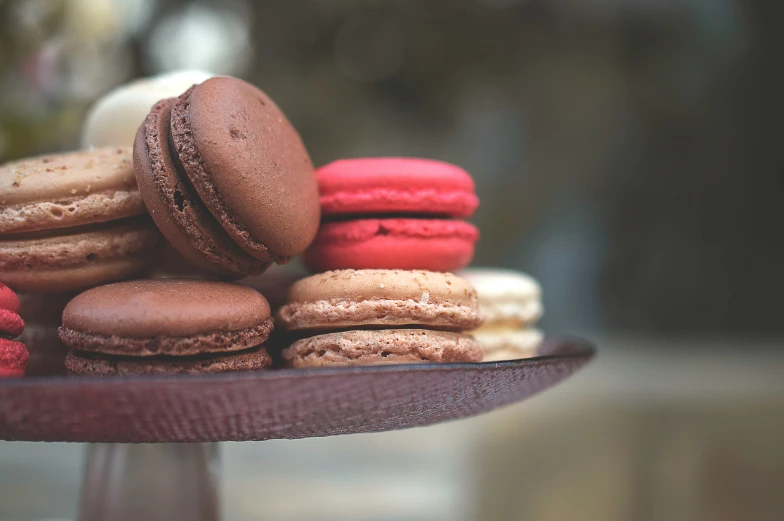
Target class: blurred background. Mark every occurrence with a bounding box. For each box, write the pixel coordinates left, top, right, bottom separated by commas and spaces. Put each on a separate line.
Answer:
0, 0, 782, 520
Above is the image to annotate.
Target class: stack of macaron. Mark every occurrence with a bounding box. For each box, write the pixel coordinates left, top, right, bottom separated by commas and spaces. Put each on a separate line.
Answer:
277, 270, 484, 367
460, 269, 544, 361
0, 69, 546, 375
275, 158, 485, 367
0, 283, 28, 377
0, 147, 161, 293
305, 158, 479, 272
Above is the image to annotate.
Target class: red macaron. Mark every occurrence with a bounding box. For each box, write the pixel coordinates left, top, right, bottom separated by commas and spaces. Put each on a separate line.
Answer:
0, 338, 29, 377
305, 158, 479, 272
0, 283, 24, 337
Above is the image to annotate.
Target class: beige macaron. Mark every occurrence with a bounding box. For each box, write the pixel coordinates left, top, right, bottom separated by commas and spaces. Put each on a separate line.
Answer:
277, 269, 484, 368
459, 268, 544, 361
0, 148, 160, 293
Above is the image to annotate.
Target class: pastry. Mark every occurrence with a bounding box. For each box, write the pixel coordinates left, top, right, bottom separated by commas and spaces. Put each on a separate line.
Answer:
459, 268, 543, 361
304, 158, 479, 272
0, 147, 161, 293
277, 269, 484, 367
59, 279, 275, 375
134, 77, 320, 277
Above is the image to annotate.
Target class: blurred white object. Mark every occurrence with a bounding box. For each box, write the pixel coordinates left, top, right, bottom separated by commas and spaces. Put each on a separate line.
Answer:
81, 70, 215, 148
460, 268, 544, 361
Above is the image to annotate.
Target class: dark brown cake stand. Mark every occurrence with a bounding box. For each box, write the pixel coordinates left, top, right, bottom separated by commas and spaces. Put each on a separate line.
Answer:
0, 336, 594, 521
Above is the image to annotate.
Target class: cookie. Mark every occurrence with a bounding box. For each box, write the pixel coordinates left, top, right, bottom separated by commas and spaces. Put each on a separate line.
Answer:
317, 157, 479, 218
304, 157, 479, 272
459, 268, 544, 361
65, 345, 272, 376
134, 76, 321, 276
0, 217, 161, 293
0, 147, 160, 293
283, 329, 482, 368
303, 218, 478, 273
82, 70, 215, 148
0, 147, 146, 234
0, 338, 29, 377
278, 269, 484, 367
0, 283, 21, 313
277, 269, 483, 331
59, 279, 274, 357
0, 309, 24, 338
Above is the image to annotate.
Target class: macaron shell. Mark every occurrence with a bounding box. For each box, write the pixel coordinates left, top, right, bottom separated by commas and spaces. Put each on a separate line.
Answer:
0, 147, 146, 234
459, 268, 543, 326
65, 346, 272, 376
62, 279, 271, 338
317, 158, 478, 218
0, 338, 29, 372
278, 269, 482, 332
0, 309, 24, 337
304, 219, 478, 272
171, 77, 320, 260
0, 219, 161, 293
0, 259, 152, 294
282, 329, 483, 368
0, 284, 20, 313
472, 328, 543, 355
133, 99, 268, 278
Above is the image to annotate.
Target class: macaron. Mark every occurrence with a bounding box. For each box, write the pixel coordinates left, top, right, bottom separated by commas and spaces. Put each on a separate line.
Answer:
134, 76, 321, 277
0, 147, 161, 293
59, 279, 274, 356
277, 269, 484, 367
304, 158, 479, 272
0, 282, 24, 338
459, 268, 544, 361
82, 70, 216, 148
317, 158, 479, 218
0, 283, 27, 377
0, 338, 29, 377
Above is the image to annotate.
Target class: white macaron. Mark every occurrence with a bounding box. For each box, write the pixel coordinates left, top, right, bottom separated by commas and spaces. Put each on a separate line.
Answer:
81, 70, 216, 148
460, 268, 544, 361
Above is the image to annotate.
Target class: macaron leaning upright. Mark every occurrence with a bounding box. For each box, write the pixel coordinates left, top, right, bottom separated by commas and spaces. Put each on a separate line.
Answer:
277, 269, 484, 367
304, 158, 480, 272
59, 279, 275, 375
134, 76, 321, 277
459, 268, 544, 361
0, 147, 161, 293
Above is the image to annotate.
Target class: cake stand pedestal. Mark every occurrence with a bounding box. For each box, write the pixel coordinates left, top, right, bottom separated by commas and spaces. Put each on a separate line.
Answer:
0, 337, 594, 521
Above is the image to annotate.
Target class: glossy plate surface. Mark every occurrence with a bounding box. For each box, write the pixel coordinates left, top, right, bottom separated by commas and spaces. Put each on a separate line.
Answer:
0, 337, 594, 443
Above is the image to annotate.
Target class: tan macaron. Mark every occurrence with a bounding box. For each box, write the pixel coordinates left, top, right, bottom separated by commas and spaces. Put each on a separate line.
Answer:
0, 147, 160, 293
277, 269, 484, 368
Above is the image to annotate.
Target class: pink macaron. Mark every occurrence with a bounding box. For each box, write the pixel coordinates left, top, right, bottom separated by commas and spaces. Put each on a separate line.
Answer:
317, 158, 479, 218
306, 158, 479, 272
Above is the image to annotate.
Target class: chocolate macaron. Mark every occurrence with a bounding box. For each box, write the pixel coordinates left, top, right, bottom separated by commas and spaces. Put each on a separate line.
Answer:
277, 269, 484, 367
59, 279, 274, 375
134, 76, 321, 277
0, 148, 161, 293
